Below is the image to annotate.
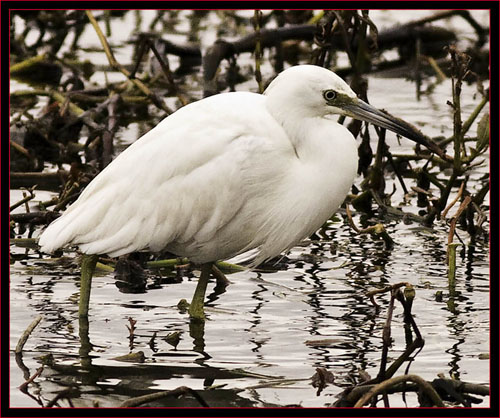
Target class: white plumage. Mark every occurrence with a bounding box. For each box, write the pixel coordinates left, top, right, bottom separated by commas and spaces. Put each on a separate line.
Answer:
39, 65, 423, 266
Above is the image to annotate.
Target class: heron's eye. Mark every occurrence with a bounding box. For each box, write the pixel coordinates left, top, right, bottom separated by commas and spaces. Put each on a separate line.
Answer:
323, 90, 337, 101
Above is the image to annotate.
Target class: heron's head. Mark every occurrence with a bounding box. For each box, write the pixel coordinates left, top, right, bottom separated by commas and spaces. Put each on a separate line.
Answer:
264, 64, 358, 118
264, 65, 448, 159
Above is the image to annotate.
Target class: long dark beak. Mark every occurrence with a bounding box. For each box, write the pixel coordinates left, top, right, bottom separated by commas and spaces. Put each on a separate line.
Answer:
344, 99, 451, 161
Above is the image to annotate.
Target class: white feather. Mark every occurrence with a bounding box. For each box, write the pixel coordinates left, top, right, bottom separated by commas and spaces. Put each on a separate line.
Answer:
38, 65, 359, 264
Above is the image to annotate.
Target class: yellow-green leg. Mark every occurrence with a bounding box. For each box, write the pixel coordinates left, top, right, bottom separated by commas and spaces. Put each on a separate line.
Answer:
79, 254, 98, 317
211, 263, 230, 288
188, 263, 212, 321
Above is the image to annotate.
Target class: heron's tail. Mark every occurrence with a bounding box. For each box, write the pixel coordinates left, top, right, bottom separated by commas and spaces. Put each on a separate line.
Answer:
38, 213, 75, 253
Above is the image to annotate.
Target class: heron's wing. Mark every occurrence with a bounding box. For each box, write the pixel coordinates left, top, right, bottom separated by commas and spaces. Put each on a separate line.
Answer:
38, 92, 295, 259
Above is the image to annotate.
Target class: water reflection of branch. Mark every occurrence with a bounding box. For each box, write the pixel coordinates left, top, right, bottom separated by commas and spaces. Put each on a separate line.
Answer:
337, 278, 488, 406
19, 366, 44, 393
120, 385, 209, 407
46, 388, 79, 407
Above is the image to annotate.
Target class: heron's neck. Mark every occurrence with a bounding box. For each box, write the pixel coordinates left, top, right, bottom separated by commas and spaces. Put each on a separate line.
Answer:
269, 106, 349, 164
266, 101, 315, 154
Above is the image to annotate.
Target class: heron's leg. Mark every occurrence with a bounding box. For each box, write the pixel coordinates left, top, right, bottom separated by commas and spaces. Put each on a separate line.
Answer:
188, 263, 211, 321
211, 264, 230, 289
79, 314, 92, 366
79, 254, 98, 318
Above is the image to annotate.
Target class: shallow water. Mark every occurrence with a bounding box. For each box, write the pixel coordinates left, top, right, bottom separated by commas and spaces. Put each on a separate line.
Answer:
9, 211, 490, 407
10, 10, 490, 408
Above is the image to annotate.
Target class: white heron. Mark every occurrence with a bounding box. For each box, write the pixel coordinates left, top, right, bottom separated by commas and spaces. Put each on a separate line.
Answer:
38, 64, 447, 321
